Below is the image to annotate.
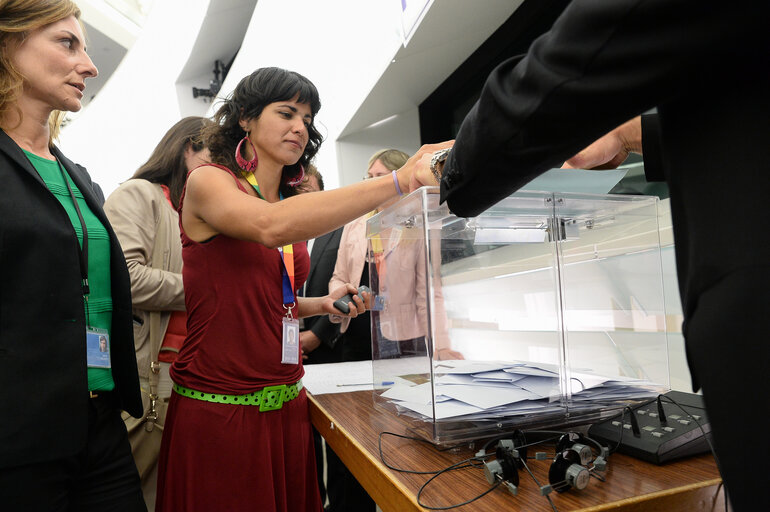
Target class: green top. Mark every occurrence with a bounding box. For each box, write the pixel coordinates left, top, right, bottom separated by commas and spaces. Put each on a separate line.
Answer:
25, 150, 115, 391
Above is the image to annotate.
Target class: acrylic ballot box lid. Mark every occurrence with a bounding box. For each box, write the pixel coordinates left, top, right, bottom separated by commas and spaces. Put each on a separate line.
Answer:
366, 187, 669, 444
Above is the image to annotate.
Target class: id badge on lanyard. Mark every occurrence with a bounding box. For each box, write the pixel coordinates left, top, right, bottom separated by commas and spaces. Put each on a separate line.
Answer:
50, 156, 112, 370
242, 173, 300, 364
86, 327, 112, 368
281, 316, 299, 365
279, 245, 300, 365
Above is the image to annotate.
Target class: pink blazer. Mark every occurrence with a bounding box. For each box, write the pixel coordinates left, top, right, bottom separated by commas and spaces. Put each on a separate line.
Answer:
329, 214, 453, 354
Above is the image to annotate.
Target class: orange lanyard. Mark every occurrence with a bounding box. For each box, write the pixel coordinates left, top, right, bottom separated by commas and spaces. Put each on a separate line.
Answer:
243, 172, 295, 306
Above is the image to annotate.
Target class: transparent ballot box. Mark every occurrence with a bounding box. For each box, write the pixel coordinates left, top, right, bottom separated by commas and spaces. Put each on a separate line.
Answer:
367, 187, 669, 444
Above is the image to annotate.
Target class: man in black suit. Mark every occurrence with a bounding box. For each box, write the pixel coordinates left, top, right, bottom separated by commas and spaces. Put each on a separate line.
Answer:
298, 167, 344, 365
417, 2, 768, 509
297, 167, 345, 511
300, 226, 345, 364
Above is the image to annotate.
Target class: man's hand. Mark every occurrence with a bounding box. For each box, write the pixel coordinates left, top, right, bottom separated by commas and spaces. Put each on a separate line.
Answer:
563, 116, 642, 170
300, 330, 322, 360
396, 141, 454, 192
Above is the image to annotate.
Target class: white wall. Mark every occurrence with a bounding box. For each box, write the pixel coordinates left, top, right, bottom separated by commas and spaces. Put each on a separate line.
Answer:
61, 0, 517, 195
62, 0, 404, 194
60, 0, 210, 196
210, 0, 405, 190
336, 107, 422, 184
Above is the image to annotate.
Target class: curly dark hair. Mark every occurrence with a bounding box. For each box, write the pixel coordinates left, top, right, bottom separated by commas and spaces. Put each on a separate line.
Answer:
203, 67, 323, 198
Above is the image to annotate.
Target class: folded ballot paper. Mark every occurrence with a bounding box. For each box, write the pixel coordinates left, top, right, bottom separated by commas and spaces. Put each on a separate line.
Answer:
379, 359, 659, 422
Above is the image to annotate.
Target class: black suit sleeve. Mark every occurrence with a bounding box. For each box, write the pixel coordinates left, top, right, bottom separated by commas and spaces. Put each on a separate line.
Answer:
310, 316, 340, 350
440, 0, 764, 217
640, 113, 665, 182
302, 227, 344, 354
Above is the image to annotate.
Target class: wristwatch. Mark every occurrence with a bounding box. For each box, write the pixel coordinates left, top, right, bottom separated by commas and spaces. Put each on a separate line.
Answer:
430, 148, 451, 182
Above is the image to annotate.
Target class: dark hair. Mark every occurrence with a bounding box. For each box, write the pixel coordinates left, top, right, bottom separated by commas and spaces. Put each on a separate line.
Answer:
131, 116, 211, 209
203, 67, 323, 198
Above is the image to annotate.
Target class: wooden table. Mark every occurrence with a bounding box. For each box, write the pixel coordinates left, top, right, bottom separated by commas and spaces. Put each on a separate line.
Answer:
309, 390, 725, 512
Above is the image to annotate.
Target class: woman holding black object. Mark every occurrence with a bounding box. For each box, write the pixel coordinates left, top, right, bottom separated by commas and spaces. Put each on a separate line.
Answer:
156, 67, 450, 511
330, 149, 409, 364
0, 1, 144, 510
332, 149, 463, 363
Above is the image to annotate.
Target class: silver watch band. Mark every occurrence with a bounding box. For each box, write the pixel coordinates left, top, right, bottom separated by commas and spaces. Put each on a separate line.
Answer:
430, 148, 451, 181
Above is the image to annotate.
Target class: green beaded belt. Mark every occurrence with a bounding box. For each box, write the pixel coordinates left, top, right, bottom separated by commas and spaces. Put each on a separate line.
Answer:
173, 380, 303, 412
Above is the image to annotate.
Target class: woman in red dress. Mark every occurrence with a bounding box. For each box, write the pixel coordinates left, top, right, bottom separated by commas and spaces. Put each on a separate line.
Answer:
156, 67, 450, 511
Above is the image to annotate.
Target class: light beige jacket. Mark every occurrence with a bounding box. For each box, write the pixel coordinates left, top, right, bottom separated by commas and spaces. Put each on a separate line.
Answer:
103, 179, 185, 381
329, 215, 453, 353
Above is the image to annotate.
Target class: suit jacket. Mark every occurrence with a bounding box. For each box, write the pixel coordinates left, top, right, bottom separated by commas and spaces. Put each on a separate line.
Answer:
302, 227, 343, 365
440, 0, 770, 337
329, 216, 452, 351
0, 130, 142, 469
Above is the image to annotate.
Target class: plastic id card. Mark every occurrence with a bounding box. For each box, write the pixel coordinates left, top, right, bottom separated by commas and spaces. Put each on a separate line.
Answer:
86, 327, 111, 368
281, 317, 300, 365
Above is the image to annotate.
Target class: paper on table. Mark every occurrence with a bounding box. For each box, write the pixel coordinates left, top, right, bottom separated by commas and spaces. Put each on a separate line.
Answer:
374, 359, 663, 421
395, 399, 485, 420
381, 382, 434, 404
434, 373, 475, 385
567, 372, 611, 392
502, 365, 559, 378
437, 383, 540, 410
433, 360, 512, 375
512, 375, 561, 399
302, 360, 375, 395
468, 379, 529, 390
470, 370, 527, 382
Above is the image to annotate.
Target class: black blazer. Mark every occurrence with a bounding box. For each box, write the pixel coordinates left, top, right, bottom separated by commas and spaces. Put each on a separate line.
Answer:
0, 130, 142, 469
440, 0, 770, 332
302, 227, 343, 365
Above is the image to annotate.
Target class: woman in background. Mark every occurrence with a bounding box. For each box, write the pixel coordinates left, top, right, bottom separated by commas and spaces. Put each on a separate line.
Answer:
103, 116, 211, 509
0, 1, 144, 509
330, 149, 463, 363
326, 149, 461, 511
156, 66, 448, 511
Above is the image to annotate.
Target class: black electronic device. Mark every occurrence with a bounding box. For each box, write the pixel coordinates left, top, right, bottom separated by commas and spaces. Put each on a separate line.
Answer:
332, 285, 371, 314
588, 390, 712, 464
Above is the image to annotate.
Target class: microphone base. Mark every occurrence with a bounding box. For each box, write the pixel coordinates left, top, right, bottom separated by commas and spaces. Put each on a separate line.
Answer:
587, 390, 712, 465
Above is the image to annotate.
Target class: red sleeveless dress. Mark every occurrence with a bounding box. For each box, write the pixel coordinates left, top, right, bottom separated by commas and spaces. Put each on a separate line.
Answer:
156, 166, 319, 511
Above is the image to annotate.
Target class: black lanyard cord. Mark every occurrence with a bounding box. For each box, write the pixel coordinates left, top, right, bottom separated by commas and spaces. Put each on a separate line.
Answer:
56, 158, 89, 296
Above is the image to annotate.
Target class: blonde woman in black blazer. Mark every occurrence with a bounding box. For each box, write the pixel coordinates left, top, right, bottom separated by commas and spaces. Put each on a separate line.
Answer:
0, 1, 143, 510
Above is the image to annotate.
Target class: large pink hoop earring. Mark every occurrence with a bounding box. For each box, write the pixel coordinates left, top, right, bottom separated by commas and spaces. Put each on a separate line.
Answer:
286, 164, 305, 187
235, 135, 258, 171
